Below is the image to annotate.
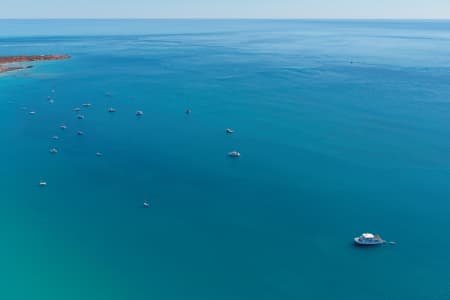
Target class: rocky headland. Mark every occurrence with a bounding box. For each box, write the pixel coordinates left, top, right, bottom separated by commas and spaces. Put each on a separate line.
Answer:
0, 55, 70, 74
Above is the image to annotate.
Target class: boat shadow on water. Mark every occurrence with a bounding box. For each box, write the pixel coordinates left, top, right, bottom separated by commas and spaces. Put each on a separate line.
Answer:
352, 242, 387, 249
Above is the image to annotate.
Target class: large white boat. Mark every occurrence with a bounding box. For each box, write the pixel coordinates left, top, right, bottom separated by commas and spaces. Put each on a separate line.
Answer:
354, 233, 385, 246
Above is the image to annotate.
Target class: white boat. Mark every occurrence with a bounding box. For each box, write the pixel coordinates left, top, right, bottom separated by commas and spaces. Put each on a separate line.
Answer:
354, 233, 385, 246
228, 151, 241, 157
39, 181, 47, 187
29, 111, 36, 115
96, 152, 103, 157
226, 128, 235, 134
143, 201, 150, 208
77, 131, 84, 136
49, 148, 58, 154
108, 108, 116, 113
60, 124, 67, 130
82, 103, 92, 107
52, 135, 59, 140
77, 114, 85, 119
73, 107, 81, 112
136, 110, 144, 116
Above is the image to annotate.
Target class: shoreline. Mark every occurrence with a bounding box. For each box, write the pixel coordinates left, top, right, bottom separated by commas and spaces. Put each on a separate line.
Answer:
0, 55, 70, 74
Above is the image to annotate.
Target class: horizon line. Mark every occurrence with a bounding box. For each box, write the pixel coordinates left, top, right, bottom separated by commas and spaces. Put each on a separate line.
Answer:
1, 17, 450, 21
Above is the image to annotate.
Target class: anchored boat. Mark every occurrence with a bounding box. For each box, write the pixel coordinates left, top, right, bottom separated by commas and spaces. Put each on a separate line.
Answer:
226, 128, 235, 134
228, 151, 241, 157
354, 233, 385, 246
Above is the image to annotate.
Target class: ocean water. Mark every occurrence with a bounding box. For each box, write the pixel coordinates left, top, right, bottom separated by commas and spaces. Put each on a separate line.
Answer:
1, 19, 450, 300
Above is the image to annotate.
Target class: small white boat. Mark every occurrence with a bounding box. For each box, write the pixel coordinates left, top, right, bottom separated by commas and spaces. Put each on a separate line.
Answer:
136, 110, 144, 116
354, 233, 386, 246
39, 181, 47, 187
228, 151, 241, 157
29, 111, 36, 115
73, 107, 81, 112
108, 108, 116, 113
52, 135, 59, 140
143, 201, 150, 208
82, 103, 92, 107
77, 131, 84, 136
96, 152, 103, 157
60, 124, 67, 130
226, 128, 235, 134
49, 148, 58, 154
77, 114, 85, 119
48, 99, 55, 104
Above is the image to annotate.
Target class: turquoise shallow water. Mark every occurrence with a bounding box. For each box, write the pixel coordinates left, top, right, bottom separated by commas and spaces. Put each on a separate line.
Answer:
1, 20, 450, 299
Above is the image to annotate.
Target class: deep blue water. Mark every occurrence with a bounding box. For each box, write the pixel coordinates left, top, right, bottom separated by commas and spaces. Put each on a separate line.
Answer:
1, 19, 450, 299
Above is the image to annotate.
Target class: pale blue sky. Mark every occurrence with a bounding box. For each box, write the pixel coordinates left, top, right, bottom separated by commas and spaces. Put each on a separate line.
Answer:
1, 0, 450, 19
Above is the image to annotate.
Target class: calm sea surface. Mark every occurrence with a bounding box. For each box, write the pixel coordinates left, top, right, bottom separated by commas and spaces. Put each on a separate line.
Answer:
1, 19, 450, 299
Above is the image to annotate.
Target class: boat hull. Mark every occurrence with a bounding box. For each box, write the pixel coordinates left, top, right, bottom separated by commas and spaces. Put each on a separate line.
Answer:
354, 237, 385, 246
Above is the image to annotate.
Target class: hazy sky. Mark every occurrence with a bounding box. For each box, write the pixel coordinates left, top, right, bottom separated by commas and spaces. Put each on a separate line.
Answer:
1, 0, 450, 19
